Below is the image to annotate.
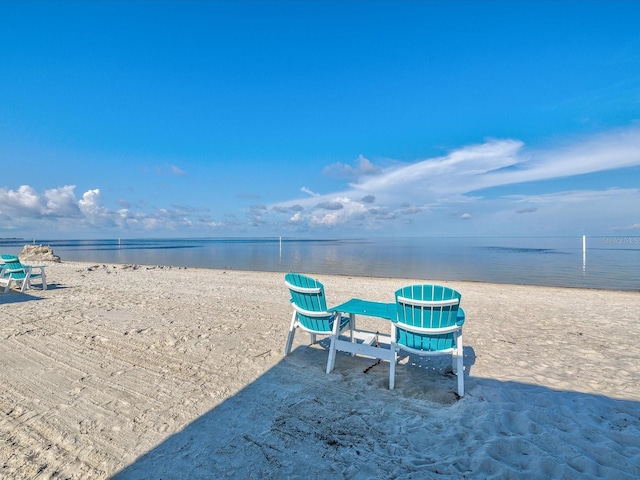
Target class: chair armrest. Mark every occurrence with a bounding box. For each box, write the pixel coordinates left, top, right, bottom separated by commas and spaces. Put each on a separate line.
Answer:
4, 268, 24, 274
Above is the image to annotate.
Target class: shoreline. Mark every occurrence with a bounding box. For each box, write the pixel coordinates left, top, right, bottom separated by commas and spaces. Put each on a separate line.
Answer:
1, 261, 639, 478
71, 259, 640, 293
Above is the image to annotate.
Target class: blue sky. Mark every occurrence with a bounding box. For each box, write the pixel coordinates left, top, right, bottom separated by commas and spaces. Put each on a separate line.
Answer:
1, 0, 640, 239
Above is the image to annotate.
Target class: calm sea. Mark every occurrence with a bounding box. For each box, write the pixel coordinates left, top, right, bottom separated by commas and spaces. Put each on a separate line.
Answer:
1, 236, 639, 291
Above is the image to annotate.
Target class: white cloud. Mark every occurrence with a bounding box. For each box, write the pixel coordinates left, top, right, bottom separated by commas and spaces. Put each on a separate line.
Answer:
46, 186, 82, 216
268, 126, 640, 233
289, 212, 304, 224
475, 127, 640, 189
78, 189, 103, 216
0, 184, 82, 218
3, 126, 639, 237
0, 184, 227, 235
0, 185, 43, 215
310, 212, 342, 226
323, 154, 382, 179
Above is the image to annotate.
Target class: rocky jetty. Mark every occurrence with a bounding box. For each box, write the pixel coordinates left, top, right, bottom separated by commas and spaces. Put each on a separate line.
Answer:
20, 244, 61, 263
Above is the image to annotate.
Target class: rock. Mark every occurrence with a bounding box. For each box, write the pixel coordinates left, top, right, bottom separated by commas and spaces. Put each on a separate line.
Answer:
19, 244, 61, 263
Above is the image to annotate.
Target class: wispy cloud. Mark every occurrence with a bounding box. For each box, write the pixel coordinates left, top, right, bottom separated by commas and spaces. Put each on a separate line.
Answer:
300, 187, 319, 197
140, 163, 186, 176
170, 164, 185, 176
269, 126, 640, 233
477, 127, 640, 189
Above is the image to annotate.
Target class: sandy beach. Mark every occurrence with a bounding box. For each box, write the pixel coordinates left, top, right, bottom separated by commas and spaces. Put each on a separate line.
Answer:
1, 261, 639, 479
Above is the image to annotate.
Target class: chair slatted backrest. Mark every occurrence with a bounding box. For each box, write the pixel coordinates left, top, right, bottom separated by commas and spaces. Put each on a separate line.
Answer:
285, 272, 333, 333
0, 260, 28, 281
394, 284, 462, 352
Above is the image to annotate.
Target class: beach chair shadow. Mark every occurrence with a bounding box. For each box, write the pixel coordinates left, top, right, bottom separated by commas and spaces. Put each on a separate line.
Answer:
0, 292, 43, 304
111, 350, 640, 480
37, 282, 65, 291
112, 349, 463, 480
283, 273, 352, 373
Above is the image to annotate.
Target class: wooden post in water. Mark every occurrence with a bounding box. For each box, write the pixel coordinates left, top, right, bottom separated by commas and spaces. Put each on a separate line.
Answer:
279, 236, 282, 257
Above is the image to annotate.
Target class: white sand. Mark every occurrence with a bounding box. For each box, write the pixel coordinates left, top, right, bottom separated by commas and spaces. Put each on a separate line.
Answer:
1, 261, 639, 479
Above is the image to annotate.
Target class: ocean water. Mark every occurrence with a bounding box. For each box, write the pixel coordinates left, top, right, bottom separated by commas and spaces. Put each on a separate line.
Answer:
1, 236, 639, 291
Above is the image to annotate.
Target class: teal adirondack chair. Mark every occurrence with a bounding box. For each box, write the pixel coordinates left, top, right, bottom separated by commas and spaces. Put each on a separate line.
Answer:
0, 260, 8, 292
284, 273, 352, 373
0, 257, 47, 293
391, 284, 466, 396
0, 255, 17, 292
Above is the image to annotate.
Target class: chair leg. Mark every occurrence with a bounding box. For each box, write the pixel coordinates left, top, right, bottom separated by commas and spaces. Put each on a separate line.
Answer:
326, 313, 341, 374
389, 327, 398, 390
389, 345, 397, 390
349, 314, 355, 343
455, 333, 464, 397
456, 354, 464, 397
284, 311, 297, 356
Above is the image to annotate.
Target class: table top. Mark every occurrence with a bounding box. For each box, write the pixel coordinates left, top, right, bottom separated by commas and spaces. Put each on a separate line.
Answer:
330, 298, 396, 321
331, 298, 466, 325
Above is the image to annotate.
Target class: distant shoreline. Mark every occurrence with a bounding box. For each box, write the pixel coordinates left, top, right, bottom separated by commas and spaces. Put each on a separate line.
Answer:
1, 236, 638, 291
